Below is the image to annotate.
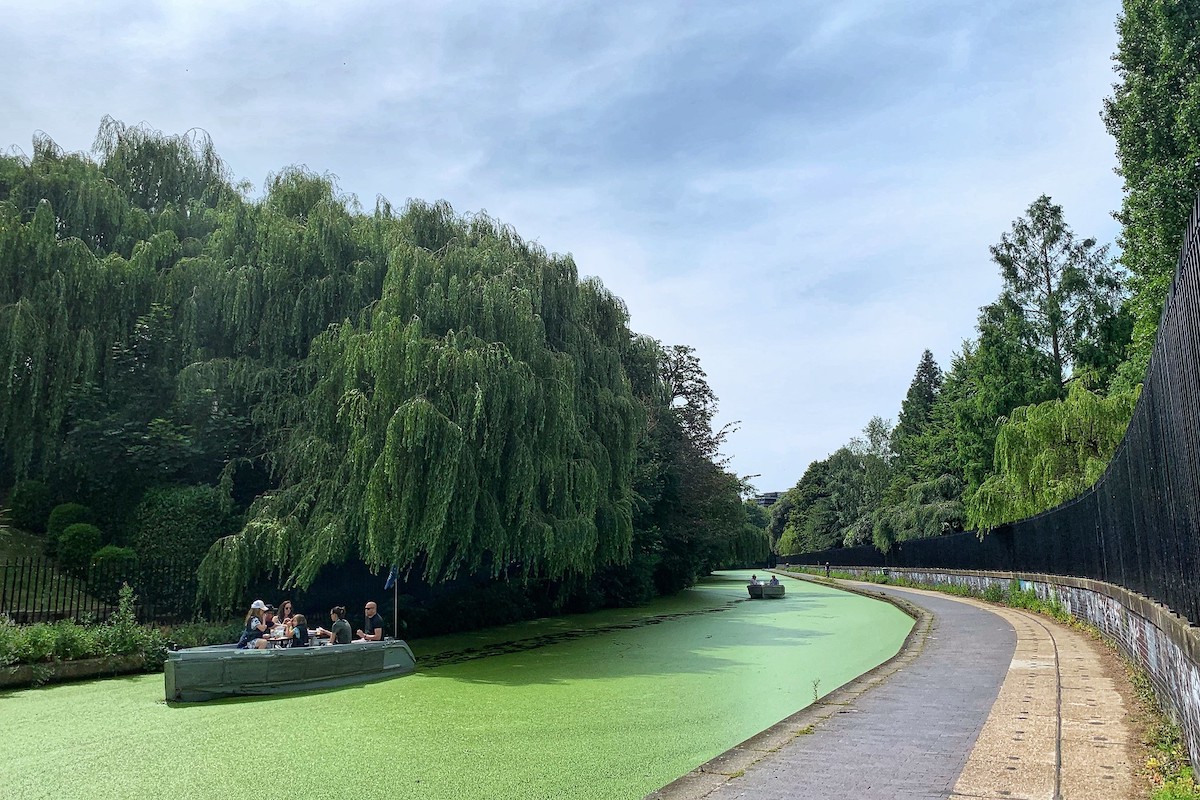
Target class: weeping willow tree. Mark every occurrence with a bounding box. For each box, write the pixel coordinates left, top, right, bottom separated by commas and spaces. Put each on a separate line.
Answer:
198, 203, 642, 606
4, 120, 745, 616
967, 383, 1140, 528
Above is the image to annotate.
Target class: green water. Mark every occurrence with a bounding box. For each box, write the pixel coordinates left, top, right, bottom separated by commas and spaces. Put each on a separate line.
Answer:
0, 571, 911, 800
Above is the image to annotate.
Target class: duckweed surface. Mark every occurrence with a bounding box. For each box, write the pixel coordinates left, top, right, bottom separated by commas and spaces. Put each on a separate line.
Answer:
0, 572, 911, 799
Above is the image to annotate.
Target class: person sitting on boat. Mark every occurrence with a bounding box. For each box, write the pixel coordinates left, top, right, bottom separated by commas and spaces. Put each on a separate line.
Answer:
748, 575, 761, 586
285, 613, 310, 647
236, 600, 270, 649
355, 601, 384, 642
314, 606, 353, 644
768, 575, 780, 586
275, 599, 294, 625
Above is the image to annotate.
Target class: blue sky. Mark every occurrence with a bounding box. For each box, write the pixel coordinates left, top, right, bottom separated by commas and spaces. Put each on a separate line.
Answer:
1, 0, 1125, 492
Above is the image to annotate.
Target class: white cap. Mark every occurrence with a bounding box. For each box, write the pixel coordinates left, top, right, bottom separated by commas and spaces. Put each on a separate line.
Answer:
250, 599, 268, 610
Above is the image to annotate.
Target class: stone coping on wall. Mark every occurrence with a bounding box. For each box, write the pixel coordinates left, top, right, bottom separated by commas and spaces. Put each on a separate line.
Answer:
0, 654, 148, 690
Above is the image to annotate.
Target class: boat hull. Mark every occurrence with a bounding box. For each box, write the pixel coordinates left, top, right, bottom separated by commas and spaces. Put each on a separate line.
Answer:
164, 639, 417, 702
747, 584, 785, 599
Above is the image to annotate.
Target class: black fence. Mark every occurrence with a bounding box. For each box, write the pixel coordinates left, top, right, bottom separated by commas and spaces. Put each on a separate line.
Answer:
786, 194, 1200, 626
0, 556, 198, 624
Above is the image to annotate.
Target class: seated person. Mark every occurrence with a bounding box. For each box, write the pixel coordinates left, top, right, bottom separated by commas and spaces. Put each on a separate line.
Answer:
285, 613, 310, 647
748, 575, 761, 586
275, 599, 294, 626
355, 601, 384, 642
314, 606, 353, 644
768, 575, 780, 586
236, 600, 270, 649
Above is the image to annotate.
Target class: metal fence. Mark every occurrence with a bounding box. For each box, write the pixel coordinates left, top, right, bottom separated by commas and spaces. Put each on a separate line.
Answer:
785, 193, 1200, 626
0, 556, 198, 624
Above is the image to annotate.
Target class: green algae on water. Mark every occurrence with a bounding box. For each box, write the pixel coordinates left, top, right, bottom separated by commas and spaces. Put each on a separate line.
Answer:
0, 572, 911, 800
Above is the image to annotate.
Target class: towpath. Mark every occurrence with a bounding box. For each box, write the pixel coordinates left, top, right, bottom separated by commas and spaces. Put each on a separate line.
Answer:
649, 578, 1139, 800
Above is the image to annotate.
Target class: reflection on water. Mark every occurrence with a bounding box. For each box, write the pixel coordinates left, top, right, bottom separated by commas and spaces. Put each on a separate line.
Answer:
419, 601, 743, 669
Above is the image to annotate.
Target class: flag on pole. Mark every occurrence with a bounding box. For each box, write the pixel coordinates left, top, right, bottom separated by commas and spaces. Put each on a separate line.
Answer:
384, 566, 398, 591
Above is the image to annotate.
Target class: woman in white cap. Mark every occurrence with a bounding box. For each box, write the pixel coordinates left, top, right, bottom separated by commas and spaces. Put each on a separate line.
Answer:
236, 599, 270, 649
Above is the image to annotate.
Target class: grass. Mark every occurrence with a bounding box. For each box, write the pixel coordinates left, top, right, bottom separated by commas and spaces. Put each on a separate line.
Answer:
1127, 667, 1200, 800
0, 508, 112, 619
0, 520, 46, 560
0, 571, 913, 800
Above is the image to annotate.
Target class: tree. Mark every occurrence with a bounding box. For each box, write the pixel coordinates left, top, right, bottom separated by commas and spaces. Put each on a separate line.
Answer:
1103, 0, 1200, 387
988, 195, 1125, 390
967, 383, 1140, 528
891, 350, 942, 479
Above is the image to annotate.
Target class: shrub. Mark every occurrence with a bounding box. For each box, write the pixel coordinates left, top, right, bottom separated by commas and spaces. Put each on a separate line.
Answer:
89, 545, 138, 605
14, 623, 57, 663
0, 616, 17, 667
982, 583, 1007, 603
128, 485, 237, 566
166, 620, 241, 649
0, 587, 167, 670
91, 545, 138, 570
98, 584, 168, 667
51, 620, 101, 660
47, 502, 92, 557
10, 480, 52, 533
59, 523, 103, 570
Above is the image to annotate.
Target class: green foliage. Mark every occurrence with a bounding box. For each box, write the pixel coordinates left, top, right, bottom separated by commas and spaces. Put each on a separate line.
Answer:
46, 502, 92, 556
58, 522, 102, 569
1103, 0, 1200, 388
9, 479, 51, 532
163, 619, 241, 650
98, 584, 168, 666
869, 474, 965, 552
777, 418, 894, 555
0, 617, 103, 664
891, 350, 942, 479
967, 383, 1140, 528
52, 620, 102, 661
982, 583, 1007, 603
1, 120, 742, 616
129, 485, 236, 565
988, 195, 1125, 390
91, 544, 137, 569
48, 502, 92, 539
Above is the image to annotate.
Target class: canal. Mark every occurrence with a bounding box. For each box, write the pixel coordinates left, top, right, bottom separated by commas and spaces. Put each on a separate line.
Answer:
0, 570, 912, 800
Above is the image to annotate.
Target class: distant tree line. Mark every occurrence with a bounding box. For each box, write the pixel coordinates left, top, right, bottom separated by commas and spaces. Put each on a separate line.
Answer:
0, 117, 768, 615
774, 0, 1200, 557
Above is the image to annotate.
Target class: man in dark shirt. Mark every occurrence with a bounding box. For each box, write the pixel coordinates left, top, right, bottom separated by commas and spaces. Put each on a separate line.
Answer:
356, 601, 384, 642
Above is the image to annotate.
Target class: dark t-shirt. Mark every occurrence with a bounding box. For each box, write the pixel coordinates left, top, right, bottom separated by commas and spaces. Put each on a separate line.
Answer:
331, 618, 352, 644
289, 624, 310, 647
364, 613, 384, 639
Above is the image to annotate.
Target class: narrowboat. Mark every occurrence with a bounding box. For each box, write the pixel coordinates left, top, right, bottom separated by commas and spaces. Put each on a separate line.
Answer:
164, 639, 417, 702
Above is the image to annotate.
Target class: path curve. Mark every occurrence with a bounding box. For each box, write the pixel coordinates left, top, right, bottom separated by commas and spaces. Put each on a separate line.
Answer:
649, 579, 1137, 800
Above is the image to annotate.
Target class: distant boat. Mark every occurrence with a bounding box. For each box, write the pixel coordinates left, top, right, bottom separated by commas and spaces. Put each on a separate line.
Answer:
747, 583, 785, 599
164, 639, 417, 702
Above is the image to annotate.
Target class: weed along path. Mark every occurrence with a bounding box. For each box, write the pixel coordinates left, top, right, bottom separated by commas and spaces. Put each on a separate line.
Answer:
0, 571, 912, 800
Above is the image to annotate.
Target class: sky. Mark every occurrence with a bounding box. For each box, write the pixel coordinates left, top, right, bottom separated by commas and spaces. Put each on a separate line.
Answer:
0, 0, 1126, 493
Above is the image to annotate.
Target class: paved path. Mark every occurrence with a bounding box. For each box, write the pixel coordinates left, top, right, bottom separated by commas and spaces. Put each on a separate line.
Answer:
649, 580, 1137, 800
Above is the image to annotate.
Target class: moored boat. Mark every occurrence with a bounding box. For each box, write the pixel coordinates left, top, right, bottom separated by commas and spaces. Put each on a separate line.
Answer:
164, 638, 417, 702
747, 583, 785, 599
